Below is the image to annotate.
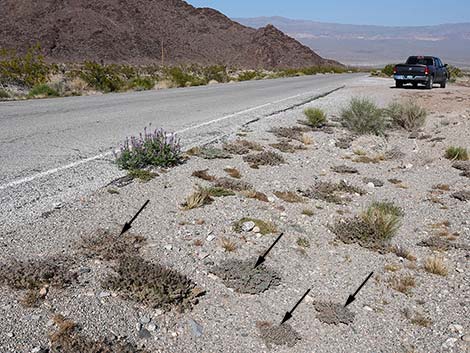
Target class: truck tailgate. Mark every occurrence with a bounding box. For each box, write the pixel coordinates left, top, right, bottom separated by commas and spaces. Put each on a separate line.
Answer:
395, 64, 426, 76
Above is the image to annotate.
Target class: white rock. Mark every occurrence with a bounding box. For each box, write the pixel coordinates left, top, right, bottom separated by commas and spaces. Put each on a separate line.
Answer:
164, 245, 172, 251
206, 235, 215, 242
442, 337, 458, 349
252, 226, 260, 233
405, 163, 413, 169
363, 305, 373, 312
367, 182, 375, 188
241, 221, 256, 232
449, 324, 463, 334
462, 334, 470, 342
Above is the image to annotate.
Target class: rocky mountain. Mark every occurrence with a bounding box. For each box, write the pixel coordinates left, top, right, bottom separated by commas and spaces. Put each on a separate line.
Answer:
237, 16, 470, 67
0, 0, 340, 69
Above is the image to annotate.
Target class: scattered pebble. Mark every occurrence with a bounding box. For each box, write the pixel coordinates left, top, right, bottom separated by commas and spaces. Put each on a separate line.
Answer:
140, 316, 151, 324
188, 318, 203, 337
138, 328, 152, 339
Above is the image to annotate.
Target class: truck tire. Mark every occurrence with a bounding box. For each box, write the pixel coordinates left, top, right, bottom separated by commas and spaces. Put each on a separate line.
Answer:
440, 79, 446, 88
395, 80, 403, 88
426, 76, 433, 90
412, 82, 418, 89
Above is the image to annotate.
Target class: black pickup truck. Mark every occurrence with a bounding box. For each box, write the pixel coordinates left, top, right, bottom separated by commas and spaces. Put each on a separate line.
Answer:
393, 56, 449, 89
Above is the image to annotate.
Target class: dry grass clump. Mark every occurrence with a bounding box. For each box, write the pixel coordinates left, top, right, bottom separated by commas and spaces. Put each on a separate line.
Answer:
182, 186, 213, 210
353, 154, 385, 164
192, 169, 216, 181
388, 274, 416, 295
300, 180, 365, 204
214, 177, 253, 191
402, 309, 433, 328
418, 236, 470, 252
432, 184, 450, 191
270, 140, 306, 153
423, 256, 448, 276
224, 167, 242, 179
331, 201, 402, 251
220, 237, 237, 252
127, 169, 157, 182
80, 229, 145, 261
274, 191, 305, 203
445, 146, 469, 161
49, 314, 146, 353
240, 189, 269, 202
102, 256, 198, 311
300, 133, 313, 145
303, 107, 327, 128
385, 101, 427, 131
233, 218, 277, 235
341, 97, 388, 135
331, 165, 359, 174
243, 151, 285, 168
223, 139, 263, 155
390, 245, 416, 261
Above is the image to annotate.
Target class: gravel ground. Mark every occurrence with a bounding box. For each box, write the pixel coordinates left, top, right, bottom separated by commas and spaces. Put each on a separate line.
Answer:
0, 77, 469, 353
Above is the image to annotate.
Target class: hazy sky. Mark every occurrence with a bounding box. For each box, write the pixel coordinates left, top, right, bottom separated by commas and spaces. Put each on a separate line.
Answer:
186, 0, 470, 26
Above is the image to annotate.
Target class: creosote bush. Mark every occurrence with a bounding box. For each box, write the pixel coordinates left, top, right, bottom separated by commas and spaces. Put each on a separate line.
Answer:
115, 126, 181, 170
0, 45, 52, 87
445, 146, 468, 161
28, 84, 59, 98
341, 97, 388, 135
304, 107, 327, 127
386, 101, 427, 131
79, 61, 124, 92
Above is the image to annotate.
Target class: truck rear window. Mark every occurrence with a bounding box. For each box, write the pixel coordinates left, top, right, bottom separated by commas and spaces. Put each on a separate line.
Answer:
406, 57, 434, 66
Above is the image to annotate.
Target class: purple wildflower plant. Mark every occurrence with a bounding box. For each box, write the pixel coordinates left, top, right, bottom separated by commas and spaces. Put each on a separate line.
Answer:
115, 125, 182, 170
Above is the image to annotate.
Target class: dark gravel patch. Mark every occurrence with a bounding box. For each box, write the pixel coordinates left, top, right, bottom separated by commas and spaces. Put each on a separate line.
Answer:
256, 321, 301, 349
313, 301, 355, 325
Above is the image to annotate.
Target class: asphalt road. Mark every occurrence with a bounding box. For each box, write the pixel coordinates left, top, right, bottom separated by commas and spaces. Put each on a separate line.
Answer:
0, 73, 363, 227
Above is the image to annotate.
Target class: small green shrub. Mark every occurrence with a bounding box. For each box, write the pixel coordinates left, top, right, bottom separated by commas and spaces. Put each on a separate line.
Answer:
445, 146, 468, 161
28, 84, 59, 98
447, 65, 463, 82
341, 97, 387, 135
238, 71, 259, 81
0, 45, 51, 87
128, 169, 157, 182
304, 107, 327, 127
385, 101, 427, 131
79, 61, 124, 92
165, 67, 206, 87
115, 126, 181, 170
202, 65, 229, 83
0, 88, 9, 98
129, 76, 154, 91
382, 64, 396, 77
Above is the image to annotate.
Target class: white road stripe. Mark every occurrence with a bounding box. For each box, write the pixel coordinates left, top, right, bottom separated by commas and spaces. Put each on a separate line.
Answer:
0, 88, 334, 191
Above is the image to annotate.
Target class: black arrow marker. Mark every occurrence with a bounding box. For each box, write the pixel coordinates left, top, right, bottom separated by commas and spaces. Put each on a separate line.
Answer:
344, 271, 374, 307
254, 232, 285, 268
281, 288, 311, 325
120, 200, 150, 235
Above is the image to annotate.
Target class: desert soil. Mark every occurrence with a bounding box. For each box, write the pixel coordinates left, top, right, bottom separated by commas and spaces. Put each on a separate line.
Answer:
0, 77, 469, 353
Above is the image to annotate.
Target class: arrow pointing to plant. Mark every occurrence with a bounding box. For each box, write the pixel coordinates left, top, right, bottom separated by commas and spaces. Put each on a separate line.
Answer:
281, 288, 311, 325
254, 232, 285, 268
344, 271, 374, 307
120, 200, 150, 235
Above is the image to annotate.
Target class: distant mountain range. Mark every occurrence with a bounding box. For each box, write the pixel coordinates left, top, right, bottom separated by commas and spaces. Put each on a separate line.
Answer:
0, 1, 339, 69
236, 17, 470, 68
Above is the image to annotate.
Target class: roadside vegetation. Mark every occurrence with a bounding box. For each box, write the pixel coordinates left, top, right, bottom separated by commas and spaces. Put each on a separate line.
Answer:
0, 45, 354, 101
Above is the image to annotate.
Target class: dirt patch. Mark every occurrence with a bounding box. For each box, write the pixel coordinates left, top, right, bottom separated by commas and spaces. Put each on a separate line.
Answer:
79, 228, 146, 261
243, 151, 285, 168
418, 237, 470, 252
299, 181, 365, 204
187, 147, 232, 160
223, 140, 263, 155
256, 321, 301, 349
102, 256, 198, 311
451, 190, 470, 201
210, 258, 281, 294
49, 314, 145, 353
335, 135, 355, 149
313, 301, 355, 325
274, 191, 305, 203
214, 177, 253, 191
331, 165, 359, 174
270, 140, 306, 153
269, 126, 310, 142
192, 169, 216, 181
